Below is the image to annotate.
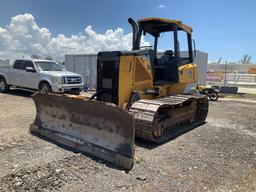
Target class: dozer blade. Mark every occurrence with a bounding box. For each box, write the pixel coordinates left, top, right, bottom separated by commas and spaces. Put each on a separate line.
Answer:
30, 92, 135, 170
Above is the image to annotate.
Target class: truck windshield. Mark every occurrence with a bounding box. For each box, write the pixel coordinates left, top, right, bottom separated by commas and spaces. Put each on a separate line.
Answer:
35, 61, 65, 71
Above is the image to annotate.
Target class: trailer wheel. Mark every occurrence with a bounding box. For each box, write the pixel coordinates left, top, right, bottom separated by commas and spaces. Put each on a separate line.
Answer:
39, 82, 52, 93
209, 92, 218, 101
0, 77, 10, 93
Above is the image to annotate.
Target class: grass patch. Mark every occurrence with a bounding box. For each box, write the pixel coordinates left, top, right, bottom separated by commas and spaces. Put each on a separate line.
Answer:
135, 156, 145, 164
224, 93, 256, 100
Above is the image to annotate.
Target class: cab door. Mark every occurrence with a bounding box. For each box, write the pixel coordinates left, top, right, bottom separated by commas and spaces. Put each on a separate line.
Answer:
10, 60, 24, 86
21, 60, 39, 89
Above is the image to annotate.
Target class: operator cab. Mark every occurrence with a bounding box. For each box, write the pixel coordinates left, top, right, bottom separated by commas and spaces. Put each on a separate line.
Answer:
129, 18, 195, 85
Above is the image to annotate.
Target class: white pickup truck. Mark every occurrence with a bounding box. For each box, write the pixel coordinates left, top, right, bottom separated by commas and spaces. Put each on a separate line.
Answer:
0, 59, 84, 94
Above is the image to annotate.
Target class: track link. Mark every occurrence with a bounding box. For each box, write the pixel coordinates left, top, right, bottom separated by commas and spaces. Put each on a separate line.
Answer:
128, 94, 209, 143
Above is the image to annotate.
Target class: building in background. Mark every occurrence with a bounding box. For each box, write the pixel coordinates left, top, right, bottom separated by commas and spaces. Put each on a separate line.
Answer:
207, 63, 256, 74
249, 66, 256, 74
207, 63, 256, 85
65, 50, 208, 89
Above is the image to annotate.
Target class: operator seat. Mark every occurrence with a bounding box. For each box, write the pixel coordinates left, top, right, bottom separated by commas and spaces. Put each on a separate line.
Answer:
154, 50, 179, 83
158, 50, 174, 66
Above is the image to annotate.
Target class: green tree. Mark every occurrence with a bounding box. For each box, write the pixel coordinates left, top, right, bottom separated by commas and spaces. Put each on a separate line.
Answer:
45, 56, 53, 60
239, 54, 252, 64
31, 54, 42, 59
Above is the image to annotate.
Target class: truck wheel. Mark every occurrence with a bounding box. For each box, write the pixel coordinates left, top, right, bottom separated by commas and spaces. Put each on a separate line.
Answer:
72, 90, 81, 95
0, 77, 10, 93
40, 82, 52, 93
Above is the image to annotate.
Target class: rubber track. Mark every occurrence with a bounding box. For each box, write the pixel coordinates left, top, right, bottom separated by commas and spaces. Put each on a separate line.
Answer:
128, 94, 209, 143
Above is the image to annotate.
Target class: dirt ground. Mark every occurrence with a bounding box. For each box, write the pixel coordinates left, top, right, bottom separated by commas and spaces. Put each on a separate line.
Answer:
0, 89, 255, 192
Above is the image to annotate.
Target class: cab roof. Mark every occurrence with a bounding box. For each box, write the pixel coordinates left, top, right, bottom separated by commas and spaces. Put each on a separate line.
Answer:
138, 17, 192, 36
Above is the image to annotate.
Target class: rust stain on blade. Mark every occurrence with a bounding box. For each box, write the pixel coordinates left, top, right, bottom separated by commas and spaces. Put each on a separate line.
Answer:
31, 92, 135, 170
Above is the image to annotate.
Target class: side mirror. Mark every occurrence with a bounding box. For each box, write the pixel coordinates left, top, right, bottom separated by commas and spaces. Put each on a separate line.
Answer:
26, 66, 36, 73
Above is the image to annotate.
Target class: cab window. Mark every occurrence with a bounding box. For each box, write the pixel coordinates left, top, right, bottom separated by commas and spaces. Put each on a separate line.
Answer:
22, 61, 35, 70
13, 60, 24, 70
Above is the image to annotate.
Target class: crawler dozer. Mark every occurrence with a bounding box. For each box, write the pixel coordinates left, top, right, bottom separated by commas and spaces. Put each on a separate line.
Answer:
30, 18, 208, 170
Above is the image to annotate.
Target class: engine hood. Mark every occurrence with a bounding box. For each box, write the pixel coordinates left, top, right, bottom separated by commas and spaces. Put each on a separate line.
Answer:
41, 71, 81, 77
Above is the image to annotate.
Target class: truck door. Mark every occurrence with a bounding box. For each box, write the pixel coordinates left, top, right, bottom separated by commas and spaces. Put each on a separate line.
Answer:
10, 60, 24, 87
21, 60, 39, 89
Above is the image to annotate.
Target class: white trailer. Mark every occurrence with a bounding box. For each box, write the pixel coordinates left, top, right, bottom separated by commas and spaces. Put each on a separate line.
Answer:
65, 51, 208, 89
65, 54, 97, 88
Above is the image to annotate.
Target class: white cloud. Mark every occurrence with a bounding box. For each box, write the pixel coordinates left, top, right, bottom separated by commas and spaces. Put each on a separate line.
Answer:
0, 13, 149, 62
158, 4, 166, 9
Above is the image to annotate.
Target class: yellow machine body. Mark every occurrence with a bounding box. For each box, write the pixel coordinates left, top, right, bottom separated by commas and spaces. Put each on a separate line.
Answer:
118, 55, 198, 108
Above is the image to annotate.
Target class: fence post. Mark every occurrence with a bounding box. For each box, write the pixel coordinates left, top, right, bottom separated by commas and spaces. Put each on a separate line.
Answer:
224, 61, 227, 85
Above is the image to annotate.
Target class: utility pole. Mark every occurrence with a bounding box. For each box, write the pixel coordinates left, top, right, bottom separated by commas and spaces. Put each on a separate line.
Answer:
224, 61, 227, 85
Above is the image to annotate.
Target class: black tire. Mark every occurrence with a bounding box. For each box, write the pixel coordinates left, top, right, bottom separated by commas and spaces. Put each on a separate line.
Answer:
39, 82, 52, 93
0, 77, 10, 93
209, 92, 218, 101
72, 90, 81, 95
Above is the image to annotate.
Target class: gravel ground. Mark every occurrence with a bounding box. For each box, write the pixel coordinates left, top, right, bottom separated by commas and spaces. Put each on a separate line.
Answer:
0, 89, 255, 192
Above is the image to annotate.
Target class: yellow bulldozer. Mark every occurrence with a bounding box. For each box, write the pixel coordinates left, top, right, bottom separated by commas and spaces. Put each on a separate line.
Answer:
30, 18, 209, 170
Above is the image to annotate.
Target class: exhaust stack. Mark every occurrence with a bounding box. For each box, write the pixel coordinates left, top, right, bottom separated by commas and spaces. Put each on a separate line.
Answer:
128, 18, 140, 50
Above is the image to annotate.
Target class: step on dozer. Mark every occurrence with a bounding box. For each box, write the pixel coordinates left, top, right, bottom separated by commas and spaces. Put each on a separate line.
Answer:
30, 92, 135, 170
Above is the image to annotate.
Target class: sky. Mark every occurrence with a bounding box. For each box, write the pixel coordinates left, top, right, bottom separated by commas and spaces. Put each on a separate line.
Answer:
0, 0, 255, 63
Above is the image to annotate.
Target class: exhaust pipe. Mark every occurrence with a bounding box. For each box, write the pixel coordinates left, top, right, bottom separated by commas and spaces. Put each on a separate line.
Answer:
128, 18, 139, 50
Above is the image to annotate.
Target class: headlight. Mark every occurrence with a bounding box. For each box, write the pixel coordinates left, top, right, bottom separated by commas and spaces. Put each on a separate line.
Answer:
52, 76, 63, 85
